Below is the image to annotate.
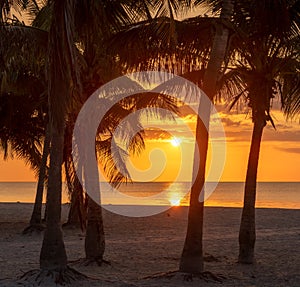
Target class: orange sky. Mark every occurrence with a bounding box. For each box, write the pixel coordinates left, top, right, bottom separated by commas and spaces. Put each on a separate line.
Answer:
1, 105, 299, 182
127, 107, 300, 182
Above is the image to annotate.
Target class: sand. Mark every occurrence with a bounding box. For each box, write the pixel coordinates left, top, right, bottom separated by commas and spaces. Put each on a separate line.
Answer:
0, 202, 299, 286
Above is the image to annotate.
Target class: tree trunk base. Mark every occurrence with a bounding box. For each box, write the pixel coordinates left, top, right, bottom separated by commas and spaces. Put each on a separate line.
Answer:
22, 224, 46, 235
83, 258, 110, 267
142, 270, 226, 283
179, 255, 204, 274
238, 246, 255, 264
70, 258, 111, 267
18, 266, 88, 286
182, 271, 225, 283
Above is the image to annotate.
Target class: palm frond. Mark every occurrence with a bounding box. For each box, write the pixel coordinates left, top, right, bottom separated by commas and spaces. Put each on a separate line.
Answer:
31, 1, 52, 30
96, 137, 131, 187
109, 16, 216, 73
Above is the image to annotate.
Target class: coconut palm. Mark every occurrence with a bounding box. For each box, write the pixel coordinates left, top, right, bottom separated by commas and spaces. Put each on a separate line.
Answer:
1, 1, 51, 234
65, 1, 146, 266
0, 0, 51, 232
0, 22, 48, 229
38, 0, 80, 276
220, 0, 300, 264
0, 86, 48, 234
109, 0, 234, 274
179, 0, 234, 274
60, 0, 185, 265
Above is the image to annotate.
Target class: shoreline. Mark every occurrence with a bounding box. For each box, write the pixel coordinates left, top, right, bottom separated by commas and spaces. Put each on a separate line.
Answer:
1, 182, 299, 210
0, 202, 299, 210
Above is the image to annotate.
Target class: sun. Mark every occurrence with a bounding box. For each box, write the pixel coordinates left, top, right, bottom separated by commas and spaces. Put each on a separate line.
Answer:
169, 198, 181, 206
170, 137, 182, 147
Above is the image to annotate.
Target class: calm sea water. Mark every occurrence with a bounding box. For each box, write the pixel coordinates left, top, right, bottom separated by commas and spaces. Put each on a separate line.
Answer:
0, 182, 299, 209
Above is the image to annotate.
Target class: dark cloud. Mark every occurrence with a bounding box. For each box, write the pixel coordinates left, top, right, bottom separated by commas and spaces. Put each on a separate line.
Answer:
223, 127, 300, 143
275, 147, 300, 154
263, 130, 300, 142
223, 130, 252, 142
265, 123, 290, 130
221, 117, 244, 127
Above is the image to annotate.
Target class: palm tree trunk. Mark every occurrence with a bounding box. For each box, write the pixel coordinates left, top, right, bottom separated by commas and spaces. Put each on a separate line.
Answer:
82, 129, 105, 264
85, 196, 105, 264
39, 0, 79, 275
40, 121, 67, 270
179, 0, 233, 274
80, 26, 106, 265
63, 118, 87, 229
29, 124, 50, 226
42, 201, 48, 223
238, 119, 265, 264
65, 175, 86, 229
22, 124, 50, 234
179, 120, 207, 273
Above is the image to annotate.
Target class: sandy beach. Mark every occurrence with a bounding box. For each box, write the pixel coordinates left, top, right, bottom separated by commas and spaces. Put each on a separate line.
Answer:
0, 203, 299, 286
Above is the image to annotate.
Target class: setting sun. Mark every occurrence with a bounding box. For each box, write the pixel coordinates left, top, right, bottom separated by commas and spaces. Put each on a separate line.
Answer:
169, 198, 181, 206
170, 137, 182, 147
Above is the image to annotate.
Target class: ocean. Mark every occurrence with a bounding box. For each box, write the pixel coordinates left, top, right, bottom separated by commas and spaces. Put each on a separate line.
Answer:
0, 182, 299, 209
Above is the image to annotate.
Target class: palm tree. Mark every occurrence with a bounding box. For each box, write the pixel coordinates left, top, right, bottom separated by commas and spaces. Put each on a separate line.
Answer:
220, 0, 300, 264
63, 0, 183, 265
0, 3, 52, 233
69, 0, 144, 265
0, 22, 48, 212
178, 0, 234, 274
38, 0, 81, 277
0, 82, 48, 235
109, 0, 234, 274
